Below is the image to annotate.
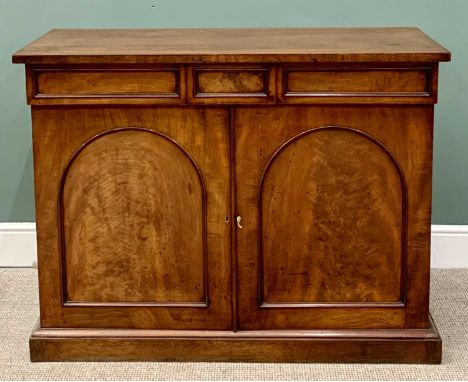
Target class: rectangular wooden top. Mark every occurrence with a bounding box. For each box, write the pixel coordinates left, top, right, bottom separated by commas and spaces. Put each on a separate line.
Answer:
12, 27, 450, 64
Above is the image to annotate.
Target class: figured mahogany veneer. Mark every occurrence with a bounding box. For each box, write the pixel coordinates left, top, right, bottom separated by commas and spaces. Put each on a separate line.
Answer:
258, 127, 405, 306
27, 66, 185, 105
188, 66, 275, 104
12, 28, 450, 64
61, 128, 207, 306
13, 27, 450, 363
279, 66, 435, 103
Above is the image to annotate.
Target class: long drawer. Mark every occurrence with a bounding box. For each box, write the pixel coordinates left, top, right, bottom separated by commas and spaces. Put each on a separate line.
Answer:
27, 66, 185, 105
278, 65, 436, 104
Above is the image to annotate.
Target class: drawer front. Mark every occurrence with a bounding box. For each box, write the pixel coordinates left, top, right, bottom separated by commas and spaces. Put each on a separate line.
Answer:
279, 66, 435, 104
28, 67, 185, 105
188, 66, 275, 104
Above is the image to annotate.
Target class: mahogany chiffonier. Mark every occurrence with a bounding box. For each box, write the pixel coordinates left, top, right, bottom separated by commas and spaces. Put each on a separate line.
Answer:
13, 28, 450, 363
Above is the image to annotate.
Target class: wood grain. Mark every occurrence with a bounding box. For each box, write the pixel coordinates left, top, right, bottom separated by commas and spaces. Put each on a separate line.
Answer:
25, 64, 439, 106
29, 316, 442, 363
285, 67, 429, 94
62, 128, 206, 305
12, 28, 450, 64
278, 64, 437, 104
196, 69, 266, 94
35, 69, 178, 96
187, 66, 275, 104
259, 127, 405, 305
26, 66, 185, 105
32, 106, 232, 329
235, 105, 433, 330
30, 336, 442, 363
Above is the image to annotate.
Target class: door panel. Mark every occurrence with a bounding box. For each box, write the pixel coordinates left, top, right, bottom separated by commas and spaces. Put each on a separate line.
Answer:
33, 107, 231, 329
235, 106, 433, 329
62, 129, 206, 305
259, 127, 405, 305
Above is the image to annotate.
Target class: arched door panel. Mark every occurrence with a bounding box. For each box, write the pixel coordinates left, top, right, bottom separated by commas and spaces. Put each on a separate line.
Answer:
259, 127, 406, 306
61, 129, 207, 305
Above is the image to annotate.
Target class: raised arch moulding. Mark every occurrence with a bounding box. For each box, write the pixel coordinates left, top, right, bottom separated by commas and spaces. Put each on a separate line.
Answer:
59, 128, 208, 307
258, 126, 407, 307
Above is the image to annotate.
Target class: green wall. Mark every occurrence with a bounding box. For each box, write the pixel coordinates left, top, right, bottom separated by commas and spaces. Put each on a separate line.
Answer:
1, 0, 467, 223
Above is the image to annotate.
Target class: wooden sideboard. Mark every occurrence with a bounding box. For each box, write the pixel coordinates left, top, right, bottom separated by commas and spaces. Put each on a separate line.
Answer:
13, 28, 451, 363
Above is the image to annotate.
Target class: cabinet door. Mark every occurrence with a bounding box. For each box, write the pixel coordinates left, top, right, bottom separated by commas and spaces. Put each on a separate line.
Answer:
33, 107, 232, 329
235, 106, 433, 329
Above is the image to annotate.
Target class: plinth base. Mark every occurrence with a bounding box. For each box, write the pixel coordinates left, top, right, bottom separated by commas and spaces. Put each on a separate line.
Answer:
30, 315, 442, 363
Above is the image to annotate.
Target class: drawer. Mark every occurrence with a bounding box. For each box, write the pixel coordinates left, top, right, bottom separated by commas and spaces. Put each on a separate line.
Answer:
279, 66, 435, 104
188, 66, 275, 104
27, 67, 185, 105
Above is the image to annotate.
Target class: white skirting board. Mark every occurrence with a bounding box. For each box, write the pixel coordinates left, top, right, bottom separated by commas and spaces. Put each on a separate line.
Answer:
0, 222, 467, 268
0, 223, 37, 267
430, 225, 468, 268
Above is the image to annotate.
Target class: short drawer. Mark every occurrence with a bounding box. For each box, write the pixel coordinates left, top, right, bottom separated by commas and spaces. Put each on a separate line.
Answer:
279, 66, 435, 104
28, 67, 185, 105
188, 66, 275, 104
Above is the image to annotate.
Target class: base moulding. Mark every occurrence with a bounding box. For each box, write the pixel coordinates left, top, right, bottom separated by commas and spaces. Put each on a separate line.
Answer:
30, 315, 442, 363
